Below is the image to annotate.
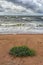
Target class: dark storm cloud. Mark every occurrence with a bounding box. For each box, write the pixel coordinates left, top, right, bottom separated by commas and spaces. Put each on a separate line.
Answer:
0, 5, 4, 12
37, 10, 43, 13
6, 0, 35, 13
7, 0, 23, 6
6, 0, 43, 14
0, 0, 43, 14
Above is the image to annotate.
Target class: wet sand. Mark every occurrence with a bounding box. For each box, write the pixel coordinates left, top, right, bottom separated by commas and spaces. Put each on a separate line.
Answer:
0, 34, 43, 65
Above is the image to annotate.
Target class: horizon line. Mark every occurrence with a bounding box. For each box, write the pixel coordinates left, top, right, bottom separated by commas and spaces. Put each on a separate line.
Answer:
0, 14, 43, 17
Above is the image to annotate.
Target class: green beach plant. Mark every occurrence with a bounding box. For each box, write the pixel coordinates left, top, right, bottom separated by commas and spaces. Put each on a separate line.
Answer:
9, 46, 36, 57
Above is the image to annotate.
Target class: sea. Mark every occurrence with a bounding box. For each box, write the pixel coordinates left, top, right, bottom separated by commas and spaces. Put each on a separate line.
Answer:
0, 15, 43, 34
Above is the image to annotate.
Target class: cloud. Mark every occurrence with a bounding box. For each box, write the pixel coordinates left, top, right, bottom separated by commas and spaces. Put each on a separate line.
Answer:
0, 0, 43, 15
7, 0, 43, 14
0, 0, 34, 15
0, 5, 4, 12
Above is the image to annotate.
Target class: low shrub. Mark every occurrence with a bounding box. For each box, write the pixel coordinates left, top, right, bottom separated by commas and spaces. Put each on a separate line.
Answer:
9, 46, 36, 57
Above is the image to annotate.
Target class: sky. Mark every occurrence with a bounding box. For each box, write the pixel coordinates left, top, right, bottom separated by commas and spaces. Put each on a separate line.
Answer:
0, 0, 43, 15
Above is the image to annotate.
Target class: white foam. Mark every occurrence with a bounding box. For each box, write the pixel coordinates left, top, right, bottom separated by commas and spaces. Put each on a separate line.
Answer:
0, 26, 43, 34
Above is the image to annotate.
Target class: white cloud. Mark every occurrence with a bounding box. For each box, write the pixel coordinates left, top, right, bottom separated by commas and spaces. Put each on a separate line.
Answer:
0, 0, 43, 15
18, 0, 43, 13
0, 0, 35, 15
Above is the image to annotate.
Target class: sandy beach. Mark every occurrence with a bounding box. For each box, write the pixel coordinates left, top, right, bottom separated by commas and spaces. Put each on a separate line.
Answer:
0, 34, 43, 65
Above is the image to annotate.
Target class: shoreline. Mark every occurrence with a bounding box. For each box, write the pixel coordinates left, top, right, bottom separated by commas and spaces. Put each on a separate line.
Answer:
0, 28, 43, 34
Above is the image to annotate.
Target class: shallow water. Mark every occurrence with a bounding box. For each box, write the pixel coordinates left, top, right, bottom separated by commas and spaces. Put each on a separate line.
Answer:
0, 26, 43, 34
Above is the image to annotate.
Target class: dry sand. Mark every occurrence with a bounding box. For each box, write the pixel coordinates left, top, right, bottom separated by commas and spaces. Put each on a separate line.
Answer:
0, 34, 43, 65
